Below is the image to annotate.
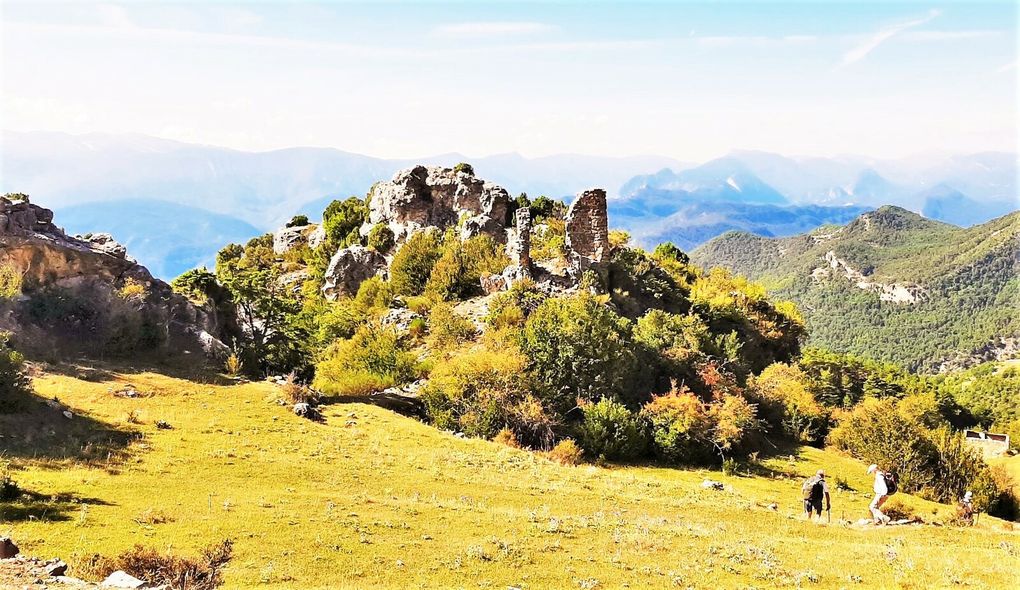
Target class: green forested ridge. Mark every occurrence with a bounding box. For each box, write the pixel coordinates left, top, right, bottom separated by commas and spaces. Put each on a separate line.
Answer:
691, 207, 1020, 371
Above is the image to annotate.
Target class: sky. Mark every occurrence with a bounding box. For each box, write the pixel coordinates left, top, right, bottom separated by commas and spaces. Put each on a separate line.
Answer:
1, 1, 1017, 161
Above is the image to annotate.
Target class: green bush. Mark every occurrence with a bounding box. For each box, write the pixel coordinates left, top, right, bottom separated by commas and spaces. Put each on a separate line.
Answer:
390, 230, 444, 296
425, 303, 476, 353
0, 460, 20, 500
453, 162, 475, 176
485, 280, 546, 329
286, 215, 310, 227
367, 223, 395, 254
421, 346, 555, 448
0, 333, 27, 413
0, 263, 22, 299
641, 387, 715, 465
352, 276, 394, 312
747, 363, 827, 443
653, 242, 690, 265
425, 234, 508, 301
313, 323, 417, 396
519, 293, 644, 413
577, 398, 648, 461
321, 197, 367, 250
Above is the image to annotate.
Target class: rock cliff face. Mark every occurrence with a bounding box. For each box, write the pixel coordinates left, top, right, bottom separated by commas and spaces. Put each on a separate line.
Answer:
366, 165, 510, 244
0, 197, 229, 358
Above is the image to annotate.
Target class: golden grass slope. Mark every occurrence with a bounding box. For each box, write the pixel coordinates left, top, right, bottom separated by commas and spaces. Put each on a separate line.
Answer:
1, 365, 1017, 589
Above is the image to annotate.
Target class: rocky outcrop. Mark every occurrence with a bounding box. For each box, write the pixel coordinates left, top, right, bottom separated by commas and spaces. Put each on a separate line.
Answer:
273, 224, 311, 255
0, 197, 231, 359
565, 189, 609, 278
321, 245, 387, 300
812, 250, 927, 304
366, 166, 510, 244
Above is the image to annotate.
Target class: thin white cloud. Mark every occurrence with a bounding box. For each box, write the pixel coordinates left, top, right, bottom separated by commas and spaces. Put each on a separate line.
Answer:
431, 21, 557, 38
841, 9, 942, 66
996, 60, 1017, 74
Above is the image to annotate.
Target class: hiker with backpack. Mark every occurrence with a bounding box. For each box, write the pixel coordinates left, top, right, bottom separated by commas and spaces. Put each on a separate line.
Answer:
867, 464, 896, 524
802, 469, 831, 522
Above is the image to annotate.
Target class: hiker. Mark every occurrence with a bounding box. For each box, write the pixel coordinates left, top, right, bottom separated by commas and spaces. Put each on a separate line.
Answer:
866, 464, 894, 524
958, 491, 975, 525
801, 469, 831, 521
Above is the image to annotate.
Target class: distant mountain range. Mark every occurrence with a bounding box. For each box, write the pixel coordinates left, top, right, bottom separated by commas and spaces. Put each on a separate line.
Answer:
691, 207, 1020, 372
1, 130, 1015, 278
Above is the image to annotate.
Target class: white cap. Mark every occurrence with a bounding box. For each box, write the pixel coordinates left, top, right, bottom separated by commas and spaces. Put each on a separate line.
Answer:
867, 464, 878, 474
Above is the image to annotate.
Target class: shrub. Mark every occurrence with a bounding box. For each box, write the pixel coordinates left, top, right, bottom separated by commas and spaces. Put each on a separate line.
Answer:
314, 300, 363, 344
170, 267, 219, 303
224, 353, 242, 376
528, 196, 566, 222
642, 386, 715, 465
520, 293, 644, 413
353, 276, 394, 312
313, 323, 417, 396
0, 332, 28, 413
390, 229, 443, 296
747, 363, 827, 443
0, 461, 20, 501
82, 540, 233, 590
425, 303, 476, 353
281, 371, 317, 405
608, 230, 631, 248
485, 279, 546, 329
653, 242, 689, 265
453, 162, 475, 176
117, 278, 148, 300
547, 439, 584, 465
321, 197, 367, 250
0, 263, 22, 299
286, 214, 309, 227
367, 223, 395, 254
421, 345, 555, 448
408, 317, 427, 338
709, 394, 759, 455
531, 218, 567, 262
493, 427, 521, 448
425, 234, 509, 301
577, 398, 648, 461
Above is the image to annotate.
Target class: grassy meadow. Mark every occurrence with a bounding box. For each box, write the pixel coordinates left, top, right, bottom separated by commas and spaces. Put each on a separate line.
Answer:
1, 364, 1017, 589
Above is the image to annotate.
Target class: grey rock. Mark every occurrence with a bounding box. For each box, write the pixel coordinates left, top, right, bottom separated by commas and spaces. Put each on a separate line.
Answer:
366, 165, 510, 245
102, 570, 147, 588
307, 224, 327, 250
321, 245, 387, 300
701, 479, 725, 490
44, 559, 67, 576
83, 233, 128, 259
273, 225, 309, 255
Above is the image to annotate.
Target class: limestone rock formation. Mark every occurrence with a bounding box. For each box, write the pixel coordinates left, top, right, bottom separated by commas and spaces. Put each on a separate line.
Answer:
273, 224, 311, 255
0, 197, 232, 359
366, 165, 510, 244
565, 189, 609, 278
307, 225, 327, 250
321, 245, 387, 300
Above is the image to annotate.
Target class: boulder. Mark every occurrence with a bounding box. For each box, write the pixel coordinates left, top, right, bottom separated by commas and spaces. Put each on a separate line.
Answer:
366, 165, 510, 244
44, 559, 67, 577
565, 188, 609, 278
701, 479, 725, 491
273, 225, 309, 255
0, 536, 19, 558
307, 224, 327, 250
102, 570, 147, 588
82, 233, 128, 259
321, 245, 387, 300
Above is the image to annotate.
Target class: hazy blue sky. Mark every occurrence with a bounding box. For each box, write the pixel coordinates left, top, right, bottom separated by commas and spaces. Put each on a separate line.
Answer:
2, 1, 1016, 160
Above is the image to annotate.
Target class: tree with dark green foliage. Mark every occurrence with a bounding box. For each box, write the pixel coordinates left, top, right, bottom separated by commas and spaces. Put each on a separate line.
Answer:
520, 293, 647, 413
321, 197, 367, 251
286, 215, 310, 228
366, 223, 395, 254
390, 229, 444, 296
453, 162, 475, 176
529, 196, 566, 221
215, 239, 307, 376
653, 242, 689, 265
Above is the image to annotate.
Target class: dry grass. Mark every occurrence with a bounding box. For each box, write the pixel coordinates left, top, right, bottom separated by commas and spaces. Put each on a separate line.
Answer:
0, 364, 1017, 589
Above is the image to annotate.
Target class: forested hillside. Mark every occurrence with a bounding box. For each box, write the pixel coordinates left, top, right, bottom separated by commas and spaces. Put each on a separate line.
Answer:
691, 207, 1020, 371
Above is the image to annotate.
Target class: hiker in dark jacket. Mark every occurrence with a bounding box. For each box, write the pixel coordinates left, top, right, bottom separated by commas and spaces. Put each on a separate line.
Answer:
802, 469, 831, 521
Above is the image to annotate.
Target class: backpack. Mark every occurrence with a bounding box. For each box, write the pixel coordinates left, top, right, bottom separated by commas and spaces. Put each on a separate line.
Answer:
883, 472, 898, 496
802, 476, 825, 501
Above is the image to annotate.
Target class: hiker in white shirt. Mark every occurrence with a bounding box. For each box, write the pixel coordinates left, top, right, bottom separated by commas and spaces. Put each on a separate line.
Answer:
867, 464, 891, 524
